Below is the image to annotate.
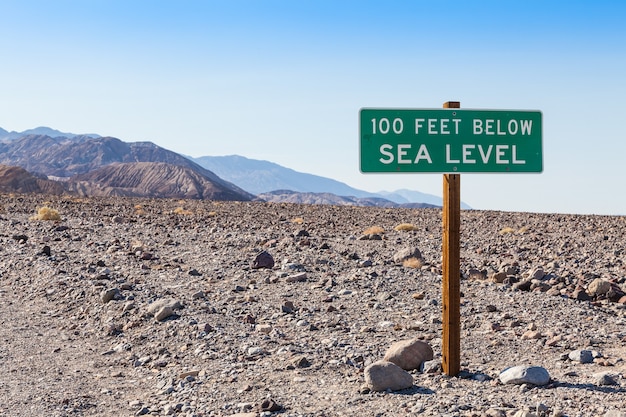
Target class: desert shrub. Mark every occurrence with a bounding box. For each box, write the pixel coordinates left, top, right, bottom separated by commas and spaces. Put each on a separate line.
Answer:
403, 257, 424, 269
134, 205, 147, 216
394, 223, 418, 232
363, 226, 385, 235
291, 217, 304, 224
30, 206, 61, 221
499, 227, 516, 235
173, 207, 193, 215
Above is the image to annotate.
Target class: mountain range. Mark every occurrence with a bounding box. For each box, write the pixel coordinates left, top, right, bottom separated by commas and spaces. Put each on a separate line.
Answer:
0, 126, 469, 208
190, 155, 470, 208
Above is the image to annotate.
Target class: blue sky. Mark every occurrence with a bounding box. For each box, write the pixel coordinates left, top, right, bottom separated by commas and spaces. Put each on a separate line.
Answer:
1, 1, 625, 215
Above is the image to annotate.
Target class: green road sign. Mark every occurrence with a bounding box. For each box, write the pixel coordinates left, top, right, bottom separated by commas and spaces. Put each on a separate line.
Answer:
360, 108, 542, 173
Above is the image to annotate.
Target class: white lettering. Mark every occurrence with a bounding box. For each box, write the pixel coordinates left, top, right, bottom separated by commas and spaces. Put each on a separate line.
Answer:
485, 119, 495, 135
452, 119, 461, 134
428, 119, 437, 135
446, 144, 460, 163
520, 120, 532, 135
462, 144, 476, 164
512, 145, 525, 164
440, 119, 449, 134
379, 144, 394, 164
496, 120, 506, 135
495, 145, 509, 164
392, 118, 403, 134
473, 119, 483, 135
478, 145, 493, 164
413, 144, 432, 164
508, 119, 518, 135
415, 118, 425, 134
398, 144, 411, 164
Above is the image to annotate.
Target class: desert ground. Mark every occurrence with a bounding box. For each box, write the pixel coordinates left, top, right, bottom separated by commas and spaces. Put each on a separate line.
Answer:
0, 194, 624, 417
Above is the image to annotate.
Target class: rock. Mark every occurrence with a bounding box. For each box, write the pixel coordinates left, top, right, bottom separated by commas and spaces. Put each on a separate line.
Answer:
257, 398, 282, 412
256, 324, 272, 334
568, 349, 594, 364
147, 299, 182, 315
281, 301, 296, 313
100, 288, 120, 303
513, 411, 537, 417
393, 247, 422, 264
484, 409, 506, 417
513, 280, 532, 291
489, 271, 507, 283
188, 268, 202, 276
383, 338, 433, 371
594, 372, 619, 386
420, 359, 442, 374
521, 330, 542, 340
285, 272, 307, 283
290, 356, 311, 368
252, 250, 274, 269
588, 278, 611, 297
499, 366, 550, 386
527, 268, 545, 280
154, 306, 174, 321
467, 268, 486, 280
364, 360, 414, 392
572, 287, 591, 301
604, 411, 626, 417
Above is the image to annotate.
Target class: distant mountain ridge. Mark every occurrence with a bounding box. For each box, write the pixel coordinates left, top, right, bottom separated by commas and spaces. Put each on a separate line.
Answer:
0, 126, 100, 141
256, 190, 439, 208
0, 129, 254, 201
0, 126, 469, 208
191, 154, 471, 208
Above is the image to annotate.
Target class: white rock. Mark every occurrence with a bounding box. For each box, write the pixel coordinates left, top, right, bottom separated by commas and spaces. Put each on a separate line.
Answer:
499, 366, 550, 386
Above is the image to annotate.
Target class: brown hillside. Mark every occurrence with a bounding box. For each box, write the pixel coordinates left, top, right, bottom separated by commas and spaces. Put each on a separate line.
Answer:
69, 162, 252, 200
0, 165, 66, 195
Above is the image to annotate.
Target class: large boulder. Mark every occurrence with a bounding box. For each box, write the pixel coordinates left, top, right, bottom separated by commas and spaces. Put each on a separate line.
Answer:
364, 360, 414, 392
383, 338, 434, 371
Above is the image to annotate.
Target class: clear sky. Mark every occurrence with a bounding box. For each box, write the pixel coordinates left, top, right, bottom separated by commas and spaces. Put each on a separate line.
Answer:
1, 1, 625, 215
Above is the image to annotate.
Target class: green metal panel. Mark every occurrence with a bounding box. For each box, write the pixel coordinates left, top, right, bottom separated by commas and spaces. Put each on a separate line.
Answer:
360, 108, 542, 173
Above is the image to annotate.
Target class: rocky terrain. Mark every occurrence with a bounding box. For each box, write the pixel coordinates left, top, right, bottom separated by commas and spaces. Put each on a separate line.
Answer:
0, 194, 625, 417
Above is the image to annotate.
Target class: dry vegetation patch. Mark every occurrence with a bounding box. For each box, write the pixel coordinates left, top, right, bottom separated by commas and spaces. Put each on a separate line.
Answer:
30, 206, 61, 221
362, 225, 385, 235
394, 223, 418, 232
173, 206, 193, 215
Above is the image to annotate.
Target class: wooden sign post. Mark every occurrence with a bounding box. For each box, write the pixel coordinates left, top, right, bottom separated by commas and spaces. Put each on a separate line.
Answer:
442, 101, 461, 376
360, 101, 542, 377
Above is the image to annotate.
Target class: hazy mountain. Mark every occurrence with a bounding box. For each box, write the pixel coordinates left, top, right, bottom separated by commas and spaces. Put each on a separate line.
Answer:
69, 162, 251, 200
379, 189, 472, 210
191, 155, 470, 208
0, 126, 100, 141
191, 155, 377, 198
256, 190, 439, 208
0, 127, 468, 208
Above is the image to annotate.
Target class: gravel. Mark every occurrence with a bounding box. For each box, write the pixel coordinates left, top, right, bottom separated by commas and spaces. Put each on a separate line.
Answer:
0, 194, 624, 417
